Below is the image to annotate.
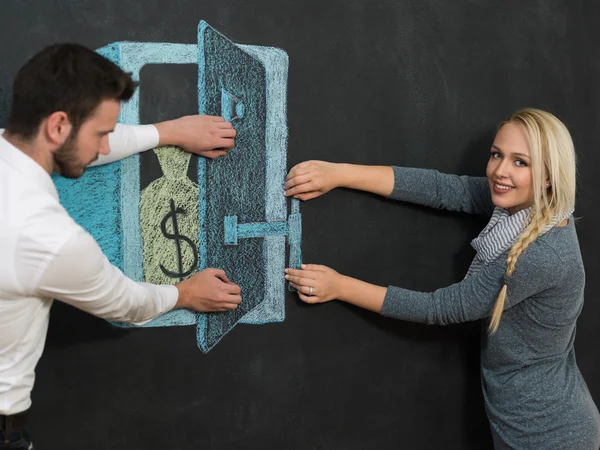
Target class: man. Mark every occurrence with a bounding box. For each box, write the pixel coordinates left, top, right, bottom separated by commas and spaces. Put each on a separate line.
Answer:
0, 43, 242, 449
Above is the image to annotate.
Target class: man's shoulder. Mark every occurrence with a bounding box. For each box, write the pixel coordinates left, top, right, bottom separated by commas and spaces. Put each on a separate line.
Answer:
1, 176, 79, 250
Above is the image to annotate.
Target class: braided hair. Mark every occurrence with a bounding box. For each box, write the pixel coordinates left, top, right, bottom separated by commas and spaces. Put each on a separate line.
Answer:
488, 108, 577, 333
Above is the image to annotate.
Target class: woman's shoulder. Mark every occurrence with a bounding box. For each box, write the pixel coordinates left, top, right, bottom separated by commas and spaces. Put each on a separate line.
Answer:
535, 219, 581, 261
514, 220, 583, 280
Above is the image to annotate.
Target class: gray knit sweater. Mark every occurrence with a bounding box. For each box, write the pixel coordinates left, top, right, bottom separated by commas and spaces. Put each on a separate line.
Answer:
382, 166, 600, 450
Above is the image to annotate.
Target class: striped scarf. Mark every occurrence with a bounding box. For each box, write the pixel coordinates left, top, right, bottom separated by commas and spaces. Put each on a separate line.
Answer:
465, 206, 574, 278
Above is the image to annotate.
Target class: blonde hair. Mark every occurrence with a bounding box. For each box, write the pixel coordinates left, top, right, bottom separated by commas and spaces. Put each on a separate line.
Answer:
488, 108, 577, 333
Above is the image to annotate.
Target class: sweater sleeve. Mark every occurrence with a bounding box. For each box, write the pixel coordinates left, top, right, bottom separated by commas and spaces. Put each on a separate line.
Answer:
388, 166, 494, 216
381, 241, 562, 325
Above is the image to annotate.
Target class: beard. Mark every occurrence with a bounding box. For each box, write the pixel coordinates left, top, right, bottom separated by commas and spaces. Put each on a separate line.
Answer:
53, 132, 86, 179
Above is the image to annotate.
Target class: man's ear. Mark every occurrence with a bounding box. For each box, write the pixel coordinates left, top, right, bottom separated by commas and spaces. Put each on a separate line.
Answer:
44, 111, 72, 149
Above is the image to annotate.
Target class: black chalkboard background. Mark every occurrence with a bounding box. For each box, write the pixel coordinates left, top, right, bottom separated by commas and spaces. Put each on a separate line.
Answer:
1, 1, 599, 449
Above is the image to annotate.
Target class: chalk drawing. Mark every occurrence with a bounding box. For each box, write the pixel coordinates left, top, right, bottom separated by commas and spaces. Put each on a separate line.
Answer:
53, 21, 302, 352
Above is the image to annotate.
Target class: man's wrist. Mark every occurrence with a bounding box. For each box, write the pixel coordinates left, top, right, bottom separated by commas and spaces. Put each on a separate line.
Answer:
154, 120, 179, 148
174, 282, 189, 309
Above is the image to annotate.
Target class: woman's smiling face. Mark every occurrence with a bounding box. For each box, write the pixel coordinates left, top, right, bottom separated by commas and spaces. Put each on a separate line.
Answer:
486, 122, 535, 214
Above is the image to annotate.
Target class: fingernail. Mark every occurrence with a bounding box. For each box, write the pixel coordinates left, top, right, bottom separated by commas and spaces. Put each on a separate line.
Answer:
284, 269, 288, 273
301, 264, 306, 268
285, 275, 289, 279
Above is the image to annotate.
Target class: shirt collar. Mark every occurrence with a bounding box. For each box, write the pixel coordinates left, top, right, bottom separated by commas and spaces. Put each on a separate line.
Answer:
0, 132, 59, 201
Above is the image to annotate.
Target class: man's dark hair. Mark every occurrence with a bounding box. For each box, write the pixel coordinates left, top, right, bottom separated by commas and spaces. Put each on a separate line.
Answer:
6, 43, 137, 139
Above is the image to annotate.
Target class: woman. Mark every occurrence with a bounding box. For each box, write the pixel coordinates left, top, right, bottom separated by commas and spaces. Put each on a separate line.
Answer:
284, 108, 600, 449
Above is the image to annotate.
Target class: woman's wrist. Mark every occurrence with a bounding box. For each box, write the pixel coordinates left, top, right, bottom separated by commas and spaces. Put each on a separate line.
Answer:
337, 275, 387, 313
334, 163, 354, 189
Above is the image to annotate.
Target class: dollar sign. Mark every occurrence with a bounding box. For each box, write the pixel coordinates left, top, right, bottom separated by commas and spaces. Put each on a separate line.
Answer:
159, 199, 199, 281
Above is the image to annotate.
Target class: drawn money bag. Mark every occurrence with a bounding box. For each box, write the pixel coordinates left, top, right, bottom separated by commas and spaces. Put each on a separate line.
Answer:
140, 146, 200, 285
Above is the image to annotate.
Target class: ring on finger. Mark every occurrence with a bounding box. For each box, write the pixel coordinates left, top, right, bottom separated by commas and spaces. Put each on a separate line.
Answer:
309, 286, 313, 296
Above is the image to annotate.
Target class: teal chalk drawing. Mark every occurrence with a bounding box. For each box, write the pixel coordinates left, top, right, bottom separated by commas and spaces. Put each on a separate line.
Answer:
221, 88, 245, 122
196, 22, 300, 351
53, 20, 302, 352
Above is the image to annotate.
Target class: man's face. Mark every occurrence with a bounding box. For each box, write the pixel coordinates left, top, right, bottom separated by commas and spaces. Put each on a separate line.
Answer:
53, 99, 120, 179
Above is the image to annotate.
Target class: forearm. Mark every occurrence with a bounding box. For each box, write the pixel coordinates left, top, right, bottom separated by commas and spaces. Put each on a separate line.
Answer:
90, 115, 235, 168
381, 259, 513, 325
337, 275, 387, 313
336, 164, 395, 197
89, 124, 159, 166
36, 229, 178, 325
388, 166, 494, 215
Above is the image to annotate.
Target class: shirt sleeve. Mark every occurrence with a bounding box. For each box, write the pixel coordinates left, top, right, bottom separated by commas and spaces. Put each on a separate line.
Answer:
88, 124, 160, 167
35, 227, 178, 325
388, 166, 495, 216
381, 241, 562, 325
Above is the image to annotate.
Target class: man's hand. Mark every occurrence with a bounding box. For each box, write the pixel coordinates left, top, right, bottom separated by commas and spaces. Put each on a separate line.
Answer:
155, 115, 236, 159
175, 268, 242, 312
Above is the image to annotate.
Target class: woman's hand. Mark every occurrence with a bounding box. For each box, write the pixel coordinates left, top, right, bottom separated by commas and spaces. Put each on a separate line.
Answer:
285, 264, 344, 304
285, 162, 395, 199
284, 161, 343, 201
285, 264, 388, 313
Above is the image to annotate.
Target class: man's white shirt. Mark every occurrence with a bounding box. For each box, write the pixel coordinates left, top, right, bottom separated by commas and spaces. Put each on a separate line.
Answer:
0, 125, 178, 415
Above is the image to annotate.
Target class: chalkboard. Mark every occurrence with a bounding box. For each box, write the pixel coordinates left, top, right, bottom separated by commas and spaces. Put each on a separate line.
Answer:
1, 1, 599, 449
